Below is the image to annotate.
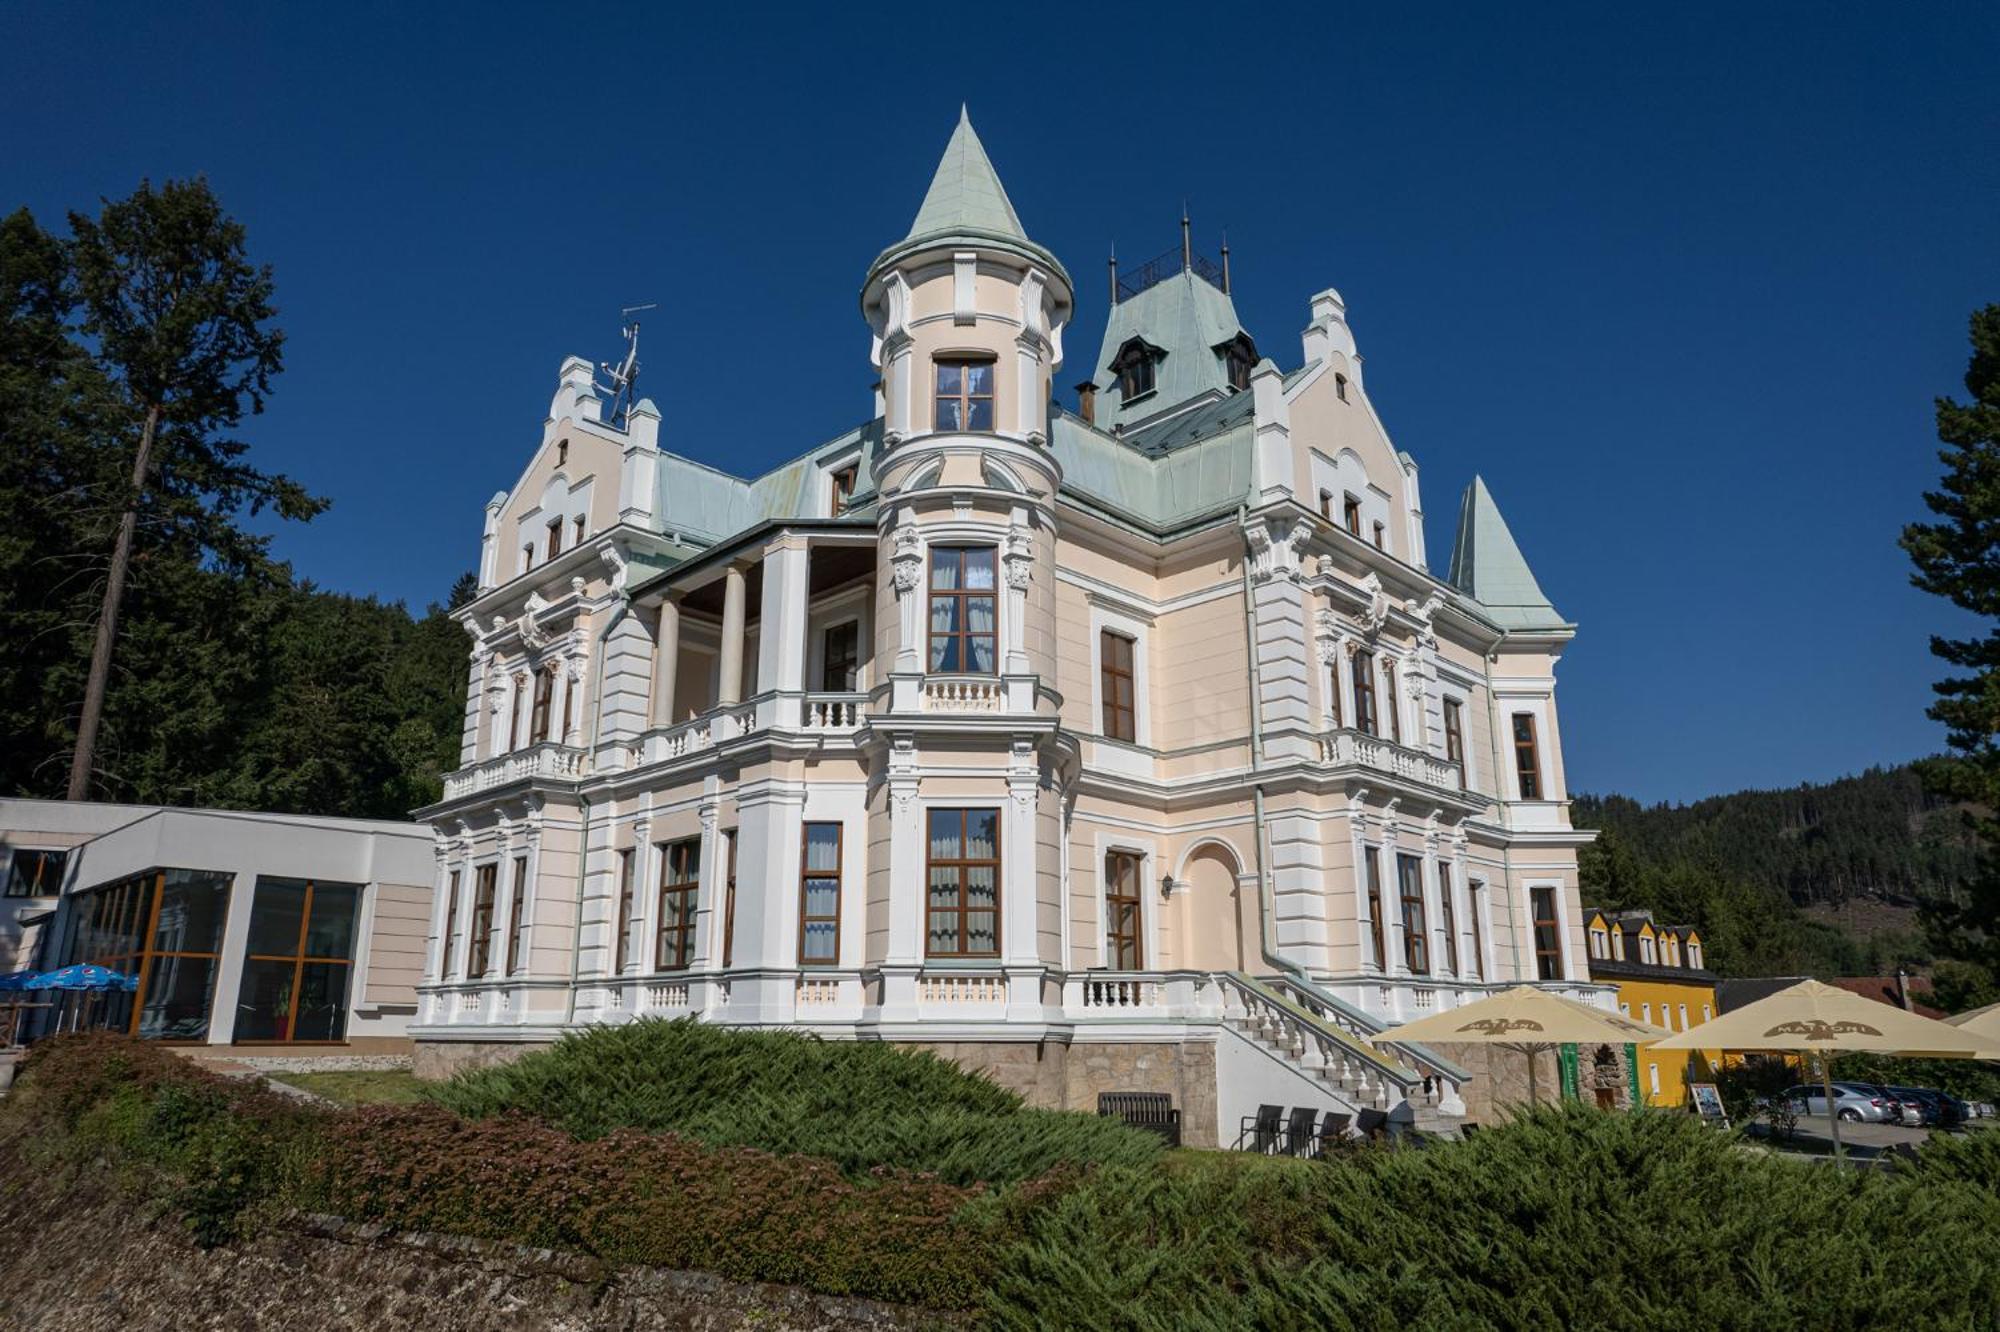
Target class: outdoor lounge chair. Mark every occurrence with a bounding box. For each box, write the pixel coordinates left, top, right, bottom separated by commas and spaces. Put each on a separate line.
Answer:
1238, 1103, 1284, 1152
1312, 1111, 1353, 1157
1355, 1107, 1389, 1142
1282, 1105, 1319, 1156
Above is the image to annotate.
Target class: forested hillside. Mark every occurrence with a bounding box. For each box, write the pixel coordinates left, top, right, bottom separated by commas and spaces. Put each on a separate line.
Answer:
1572, 765, 1975, 979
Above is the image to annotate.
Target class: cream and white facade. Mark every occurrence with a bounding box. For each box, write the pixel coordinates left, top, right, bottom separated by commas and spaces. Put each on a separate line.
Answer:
414, 112, 1602, 1140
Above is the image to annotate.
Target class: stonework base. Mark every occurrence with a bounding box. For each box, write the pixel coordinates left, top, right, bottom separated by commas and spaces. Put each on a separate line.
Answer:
412, 1038, 554, 1081
900, 1038, 1220, 1148
1423, 1041, 1563, 1126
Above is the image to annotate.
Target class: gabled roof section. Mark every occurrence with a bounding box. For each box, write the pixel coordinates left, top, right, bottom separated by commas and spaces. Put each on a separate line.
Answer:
650, 420, 884, 546
1445, 476, 1568, 631
906, 106, 1026, 245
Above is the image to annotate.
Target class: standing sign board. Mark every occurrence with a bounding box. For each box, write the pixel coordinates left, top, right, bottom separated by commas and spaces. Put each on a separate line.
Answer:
1689, 1082, 1728, 1127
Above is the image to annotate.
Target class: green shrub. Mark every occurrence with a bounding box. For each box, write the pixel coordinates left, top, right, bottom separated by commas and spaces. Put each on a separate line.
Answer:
428, 1018, 1162, 1185
988, 1106, 2000, 1331
1905, 1124, 2000, 1191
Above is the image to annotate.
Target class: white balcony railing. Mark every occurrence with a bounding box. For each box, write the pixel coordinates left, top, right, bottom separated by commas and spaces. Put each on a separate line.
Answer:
1320, 728, 1461, 792
803, 692, 866, 730
441, 742, 587, 800
921, 676, 1004, 713
640, 696, 769, 765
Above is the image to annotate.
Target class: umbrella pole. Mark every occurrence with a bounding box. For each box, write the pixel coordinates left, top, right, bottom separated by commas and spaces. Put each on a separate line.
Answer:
1525, 1045, 1538, 1106
1820, 1052, 1844, 1168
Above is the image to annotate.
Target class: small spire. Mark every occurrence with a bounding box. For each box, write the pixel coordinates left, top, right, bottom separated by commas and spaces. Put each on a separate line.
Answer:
904, 108, 1027, 244
1220, 229, 1231, 295
1108, 245, 1118, 307
1180, 203, 1192, 270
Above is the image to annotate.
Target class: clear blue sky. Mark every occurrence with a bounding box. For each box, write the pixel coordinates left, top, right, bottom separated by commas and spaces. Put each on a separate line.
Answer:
6, 3, 1996, 804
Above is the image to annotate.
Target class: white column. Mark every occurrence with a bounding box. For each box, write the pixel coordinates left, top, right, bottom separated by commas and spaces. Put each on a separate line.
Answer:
730, 776, 803, 1022
759, 538, 810, 727
718, 563, 747, 706
879, 738, 923, 1020
1003, 740, 1044, 1020
651, 597, 680, 726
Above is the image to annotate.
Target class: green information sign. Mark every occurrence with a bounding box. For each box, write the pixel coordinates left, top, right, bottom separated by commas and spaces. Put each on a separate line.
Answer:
1559, 1043, 1580, 1101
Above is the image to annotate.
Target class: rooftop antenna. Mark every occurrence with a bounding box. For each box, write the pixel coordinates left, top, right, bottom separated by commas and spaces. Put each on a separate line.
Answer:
600, 303, 658, 425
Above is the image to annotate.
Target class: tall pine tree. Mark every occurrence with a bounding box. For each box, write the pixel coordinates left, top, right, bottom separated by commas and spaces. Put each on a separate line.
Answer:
1901, 304, 2000, 1005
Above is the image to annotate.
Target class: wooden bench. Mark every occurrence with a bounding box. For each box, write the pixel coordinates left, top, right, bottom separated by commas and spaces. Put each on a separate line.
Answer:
1098, 1091, 1182, 1147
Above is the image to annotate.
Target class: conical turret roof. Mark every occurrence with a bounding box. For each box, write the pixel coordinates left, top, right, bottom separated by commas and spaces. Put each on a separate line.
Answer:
1446, 476, 1568, 631
866, 108, 1069, 288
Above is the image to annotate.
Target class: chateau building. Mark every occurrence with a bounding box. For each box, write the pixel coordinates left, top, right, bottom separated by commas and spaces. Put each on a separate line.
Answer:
414, 112, 1602, 1140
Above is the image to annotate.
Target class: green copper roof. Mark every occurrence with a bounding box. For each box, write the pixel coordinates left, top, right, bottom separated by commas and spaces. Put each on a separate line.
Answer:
1446, 476, 1567, 631
906, 106, 1026, 244
1092, 265, 1254, 431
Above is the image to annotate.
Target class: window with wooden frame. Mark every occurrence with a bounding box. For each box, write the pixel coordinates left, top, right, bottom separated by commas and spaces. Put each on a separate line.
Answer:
1466, 880, 1486, 979
1099, 630, 1136, 742
1397, 853, 1428, 975
926, 808, 999, 958
5, 848, 66, 897
1351, 649, 1378, 736
934, 357, 995, 431
722, 829, 738, 968
1222, 340, 1255, 392
1364, 848, 1386, 970
468, 863, 498, 977
1372, 520, 1386, 550
1104, 850, 1142, 970
613, 849, 635, 973
508, 674, 527, 750
1513, 713, 1543, 799
1436, 861, 1459, 975
1111, 339, 1156, 400
1319, 489, 1334, 520
573, 514, 586, 547
928, 546, 998, 673
1442, 699, 1465, 767
506, 855, 529, 976
798, 823, 842, 965
1343, 493, 1362, 535
1532, 886, 1564, 980
234, 876, 362, 1043
546, 517, 563, 560
530, 667, 555, 744
1382, 660, 1401, 744
655, 838, 700, 971
522, 543, 534, 573
441, 869, 461, 978
71, 869, 232, 1041
829, 464, 858, 515
821, 621, 860, 691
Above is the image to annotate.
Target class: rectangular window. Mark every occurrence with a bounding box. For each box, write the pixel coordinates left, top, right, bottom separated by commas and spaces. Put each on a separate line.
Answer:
1513, 713, 1543, 799
1104, 850, 1142, 969
1364, 847, 1386, 970
1382, 660, 1401, 743
1319, 489, 1334, 520
573, 514, 586, 546
530, 668, 555, 744
1352, 649, 1378, 736
723, 829, 738, 968
926, 808, 1000, 958
1436, 861, 1459, 975
1372, 521, 1386, 550
5, 848, 67, 897
546, 517, 563, 560
821, 621, 860, 691
506, 856, 529, 976
934, 358, 995, 431
441, 869, 461, 978
799, 823, 842, 965
830, 464, 858, 515
928, 547, 998, 674
1467, 879, 1486, 979
1100, 630, 1136, 742
614, 849, 635, 973
1532, 885, 1563, 980
655, 838, 701, 971
1398, 854, 1428, 975
468, 864, 498, 977
1343, 493, 1362, 536
1443, 699, 1464, 766
234, 876, 361, 1043
522, 543, 534, 573
509, 674, 527, 750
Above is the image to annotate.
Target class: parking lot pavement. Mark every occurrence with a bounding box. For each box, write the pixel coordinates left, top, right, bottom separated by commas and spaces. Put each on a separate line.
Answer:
1779, 1113, 1993, 1157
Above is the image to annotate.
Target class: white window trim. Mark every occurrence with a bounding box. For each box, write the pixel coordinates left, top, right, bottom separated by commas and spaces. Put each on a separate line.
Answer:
1091, 831, 1157, 971
1088, 602, 1153, 750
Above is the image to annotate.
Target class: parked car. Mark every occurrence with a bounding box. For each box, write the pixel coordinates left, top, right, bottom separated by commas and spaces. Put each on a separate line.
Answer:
1852, 1083, 1917, 1126
1782, 1082, 1897, 1123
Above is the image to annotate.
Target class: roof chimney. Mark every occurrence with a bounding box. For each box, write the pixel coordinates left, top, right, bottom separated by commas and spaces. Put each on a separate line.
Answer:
1896, 968, 1913, 1011
1075, 381, 1097, 426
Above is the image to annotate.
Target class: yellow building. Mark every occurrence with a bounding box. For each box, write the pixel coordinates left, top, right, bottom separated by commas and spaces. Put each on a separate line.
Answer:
1582, 909, 1721, 1108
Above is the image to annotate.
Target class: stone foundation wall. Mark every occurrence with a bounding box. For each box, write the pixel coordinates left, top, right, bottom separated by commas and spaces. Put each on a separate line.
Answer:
903, 1038, 1220, 1147
412, 1038, 553, 1080
1424, 1041, 1563, 1126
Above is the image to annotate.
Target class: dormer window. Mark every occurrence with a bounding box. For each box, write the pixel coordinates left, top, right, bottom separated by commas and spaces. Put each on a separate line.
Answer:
1109, 337, 1160, 402
830, 464, 858, 515
1639, 935, 1657, 965
1688, 941, 1703, 969
1215, 333, 1257, 393
935, 359, 995, 432
1611, 930, 1625, 961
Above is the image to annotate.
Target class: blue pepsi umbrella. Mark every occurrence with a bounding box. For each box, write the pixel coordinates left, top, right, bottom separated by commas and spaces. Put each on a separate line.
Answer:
27, 964, 138, 992
0, 971, 39, 992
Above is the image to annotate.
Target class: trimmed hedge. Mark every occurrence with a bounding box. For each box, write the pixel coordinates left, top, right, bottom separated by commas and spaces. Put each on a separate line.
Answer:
427, 1017, 1165, 1185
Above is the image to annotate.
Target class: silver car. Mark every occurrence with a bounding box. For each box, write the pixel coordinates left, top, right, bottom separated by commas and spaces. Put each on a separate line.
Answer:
1783, 1082, 1896, 1123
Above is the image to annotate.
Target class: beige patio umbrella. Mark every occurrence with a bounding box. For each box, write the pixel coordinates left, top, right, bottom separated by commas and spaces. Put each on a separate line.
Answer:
1650, 978, 2000, 1163
1371, 984, 1669, 1106
1944, 999, 2000, 1047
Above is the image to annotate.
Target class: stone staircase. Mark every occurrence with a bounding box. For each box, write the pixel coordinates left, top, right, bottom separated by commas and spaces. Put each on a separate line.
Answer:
1219, 972, 1465, 1137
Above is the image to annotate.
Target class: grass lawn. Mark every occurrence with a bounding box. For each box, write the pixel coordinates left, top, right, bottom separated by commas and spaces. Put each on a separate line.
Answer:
269, 1068, 427, 1106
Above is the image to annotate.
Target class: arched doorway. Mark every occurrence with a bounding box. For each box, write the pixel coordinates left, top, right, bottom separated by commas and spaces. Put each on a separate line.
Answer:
1178, 842, 1254, 973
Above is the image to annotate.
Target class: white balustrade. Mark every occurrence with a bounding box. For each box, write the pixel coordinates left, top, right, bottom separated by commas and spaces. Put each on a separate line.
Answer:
921, 676, 1004, 713
796, 977, 842, 1006
646, 981, 691, 1010
1320, 728, 1461, 792
918, 973, 1007, 1005
1076, 974, 1163, 1011
441, 743, 588, 800
803, 694, 866, 730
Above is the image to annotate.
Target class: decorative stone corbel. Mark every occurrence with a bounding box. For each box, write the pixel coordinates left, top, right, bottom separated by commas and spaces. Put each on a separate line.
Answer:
891, 524, 924, 598
1002, 524, 1034, 590
1358, 573, 1390, 637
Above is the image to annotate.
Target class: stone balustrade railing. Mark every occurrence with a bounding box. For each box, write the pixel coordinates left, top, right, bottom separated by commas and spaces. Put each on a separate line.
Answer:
1320, 728, 1462, 792
1263, 973, 1469, 1097
803, 693, 867, 730
921, 676, 1004, 713
441, 743, 588, 800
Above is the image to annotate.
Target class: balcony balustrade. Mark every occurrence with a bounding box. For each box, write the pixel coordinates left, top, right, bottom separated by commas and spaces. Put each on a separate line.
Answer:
441, 743, 587, 800
1320, 728, 1461, 792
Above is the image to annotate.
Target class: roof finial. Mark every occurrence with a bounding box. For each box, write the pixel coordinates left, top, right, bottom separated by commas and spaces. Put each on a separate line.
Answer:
1107, 245, 1118, 307
1220, 228, 1231, 295
1180, 203, 1191, 270
959, 101, 970, 124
